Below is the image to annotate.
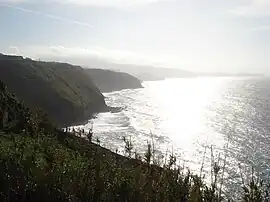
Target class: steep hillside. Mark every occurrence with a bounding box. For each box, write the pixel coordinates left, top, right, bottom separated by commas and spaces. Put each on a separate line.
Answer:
0, 54, 106, 127
85, 68, 143, 92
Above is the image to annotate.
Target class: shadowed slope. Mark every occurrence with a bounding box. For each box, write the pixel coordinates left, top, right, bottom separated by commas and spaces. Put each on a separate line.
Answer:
85, 68, 143, 93
0, 54, 106, 127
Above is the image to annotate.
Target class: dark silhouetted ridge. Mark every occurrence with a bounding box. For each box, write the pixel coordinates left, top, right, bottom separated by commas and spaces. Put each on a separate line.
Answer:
85, 68, 143, 92
0, 54, 106, 127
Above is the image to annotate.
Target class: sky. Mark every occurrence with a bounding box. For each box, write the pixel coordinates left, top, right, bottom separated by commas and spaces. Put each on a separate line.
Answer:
0, 0, 269, 73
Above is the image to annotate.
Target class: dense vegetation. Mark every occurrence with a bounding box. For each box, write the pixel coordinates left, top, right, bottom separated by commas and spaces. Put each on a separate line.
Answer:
1, 79, 270, 201
0, 54, 106, 127
85, 68, 143, 93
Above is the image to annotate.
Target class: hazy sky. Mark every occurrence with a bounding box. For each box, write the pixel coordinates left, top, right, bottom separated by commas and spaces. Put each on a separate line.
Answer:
0, 0, 269, 73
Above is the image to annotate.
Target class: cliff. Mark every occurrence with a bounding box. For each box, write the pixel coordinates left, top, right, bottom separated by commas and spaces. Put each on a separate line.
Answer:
0, 54, 106, 127
85, 68, 143, 93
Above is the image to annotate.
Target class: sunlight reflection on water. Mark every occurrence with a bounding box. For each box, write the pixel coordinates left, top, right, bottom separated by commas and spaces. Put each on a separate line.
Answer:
76, 77, 270, 198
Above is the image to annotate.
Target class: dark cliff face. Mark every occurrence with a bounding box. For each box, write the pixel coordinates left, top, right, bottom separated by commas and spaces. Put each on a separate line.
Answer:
0, 54, 106, 127
85, 68, 143, 93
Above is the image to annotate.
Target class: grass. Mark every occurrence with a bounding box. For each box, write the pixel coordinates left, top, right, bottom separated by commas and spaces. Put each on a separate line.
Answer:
1, 79, 270, 201
0, 132, 218, 202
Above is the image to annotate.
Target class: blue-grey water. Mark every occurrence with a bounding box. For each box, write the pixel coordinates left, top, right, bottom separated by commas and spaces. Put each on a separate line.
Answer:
75, 77, 270, 198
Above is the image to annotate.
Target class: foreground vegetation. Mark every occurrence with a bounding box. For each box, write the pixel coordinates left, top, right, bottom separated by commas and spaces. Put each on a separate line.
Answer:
0, 80, 270, 201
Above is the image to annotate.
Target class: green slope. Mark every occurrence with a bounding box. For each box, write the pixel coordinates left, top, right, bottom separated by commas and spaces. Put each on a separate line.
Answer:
0, 54, 106, 127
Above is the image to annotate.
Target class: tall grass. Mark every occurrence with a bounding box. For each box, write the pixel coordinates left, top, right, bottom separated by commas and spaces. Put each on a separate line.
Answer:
1, 125, 270, 201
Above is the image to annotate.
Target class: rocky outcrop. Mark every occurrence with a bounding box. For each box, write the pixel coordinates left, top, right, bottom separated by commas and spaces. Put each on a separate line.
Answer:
85, 68, 143, 93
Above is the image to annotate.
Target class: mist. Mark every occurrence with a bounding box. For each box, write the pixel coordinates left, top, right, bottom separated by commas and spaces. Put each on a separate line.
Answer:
1, 0, 270, 74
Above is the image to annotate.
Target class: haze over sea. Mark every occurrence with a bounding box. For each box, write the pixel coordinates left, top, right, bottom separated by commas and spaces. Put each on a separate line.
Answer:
77, 76, 270, 197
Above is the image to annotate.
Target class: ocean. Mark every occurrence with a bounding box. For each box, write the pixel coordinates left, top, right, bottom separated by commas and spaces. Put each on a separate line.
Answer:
75, 77, 270, 198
